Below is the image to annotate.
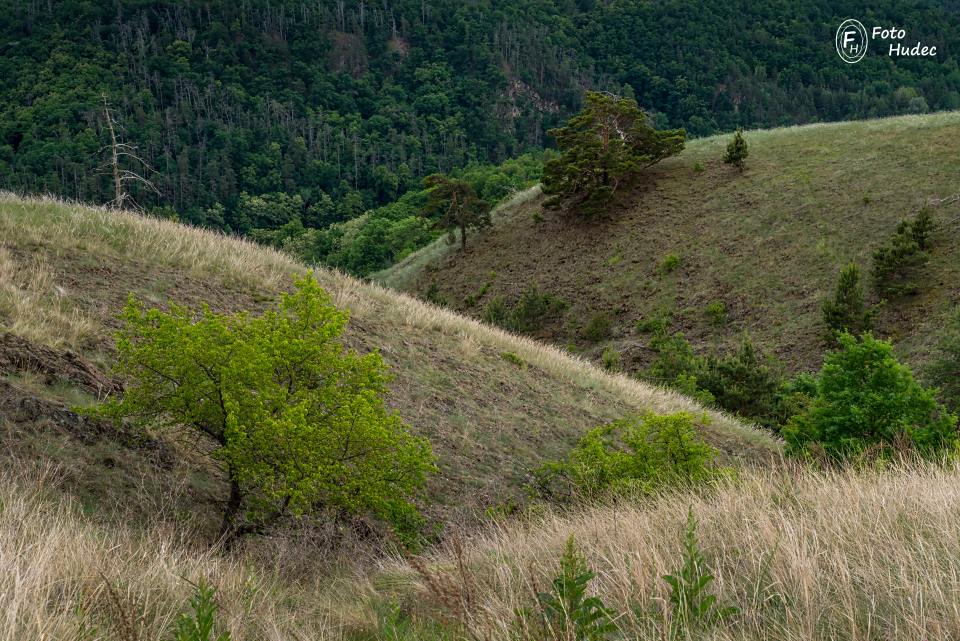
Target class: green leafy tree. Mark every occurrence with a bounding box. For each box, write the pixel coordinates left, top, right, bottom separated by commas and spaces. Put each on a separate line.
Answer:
926, 307, 960, 413
722, 128, 748, 170
421, 174, 492, 251
783, 333, 958, 460
822, 263, 873, 343
542, 91, 685, 215
91, 274, 435, 543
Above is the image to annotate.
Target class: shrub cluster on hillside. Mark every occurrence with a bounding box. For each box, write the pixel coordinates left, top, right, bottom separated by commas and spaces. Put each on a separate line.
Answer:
532, 412, 722, 504
871, 209, 933, 298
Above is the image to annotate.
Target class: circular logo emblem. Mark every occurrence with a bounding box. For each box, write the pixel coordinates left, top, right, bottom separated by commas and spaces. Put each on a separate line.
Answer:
836, 19, 868, 64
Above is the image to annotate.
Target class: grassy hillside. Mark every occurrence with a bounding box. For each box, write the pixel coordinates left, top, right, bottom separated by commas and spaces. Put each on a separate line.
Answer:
386, 111, 960, 375
0, 193, 775, 526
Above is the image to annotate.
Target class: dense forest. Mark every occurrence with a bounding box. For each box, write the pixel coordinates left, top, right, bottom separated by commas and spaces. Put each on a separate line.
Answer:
2, 0, 960, 238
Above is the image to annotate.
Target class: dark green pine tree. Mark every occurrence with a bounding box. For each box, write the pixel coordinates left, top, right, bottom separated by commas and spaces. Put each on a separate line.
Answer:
723, 128, 749, 170
421, 174, 492, 251
822, 263, 873, 343
541, 92, 685, 216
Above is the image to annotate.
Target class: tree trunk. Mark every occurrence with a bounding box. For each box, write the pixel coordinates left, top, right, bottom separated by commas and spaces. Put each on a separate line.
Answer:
218, 477, 243, 547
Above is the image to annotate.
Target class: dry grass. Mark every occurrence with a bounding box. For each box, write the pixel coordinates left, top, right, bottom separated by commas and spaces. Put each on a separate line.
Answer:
396, 461, 960, 640
0, 192, 777, 518
0, 466, 360, 641
0, 246, 97, 350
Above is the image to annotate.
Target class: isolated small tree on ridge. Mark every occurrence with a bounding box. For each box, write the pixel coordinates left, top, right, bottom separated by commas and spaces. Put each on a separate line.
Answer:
723, 128, 748, 170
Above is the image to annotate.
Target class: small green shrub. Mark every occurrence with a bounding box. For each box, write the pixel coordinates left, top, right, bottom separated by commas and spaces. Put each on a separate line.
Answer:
822, 263, 873, 343
663, 510, 739, 636
660, 254, 681, 274
722, 128, 748, 170
483, 287, 566, 334
581, 312, 612, 342
601, 346, 621, 371
704, 300, 726, 327
533, 413, 721, 504
172, 580, 230, 641
783, 333, 958, 460
692, 162, 704, 173
500, 351, 527, 369
534, 537, 618, 641
926, 306, 960, 413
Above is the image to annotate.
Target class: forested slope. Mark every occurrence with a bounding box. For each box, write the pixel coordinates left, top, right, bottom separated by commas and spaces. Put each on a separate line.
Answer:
3, 0, 959, 236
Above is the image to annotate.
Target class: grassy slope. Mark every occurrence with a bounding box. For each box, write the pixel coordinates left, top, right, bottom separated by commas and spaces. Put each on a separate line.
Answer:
0, 194, 775, 523
387, 112, 960, 374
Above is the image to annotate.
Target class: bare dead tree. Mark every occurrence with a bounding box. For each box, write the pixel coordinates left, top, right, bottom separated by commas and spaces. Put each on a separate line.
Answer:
100, 93, 159, 210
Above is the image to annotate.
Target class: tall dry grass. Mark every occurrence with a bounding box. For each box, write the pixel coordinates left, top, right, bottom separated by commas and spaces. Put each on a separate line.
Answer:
0, 191, 775, 451
397, 462, 960, 640
0, 466, 366, 641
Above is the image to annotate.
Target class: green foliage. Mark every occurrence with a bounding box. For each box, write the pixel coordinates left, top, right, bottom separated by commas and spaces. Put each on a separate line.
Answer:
783, 333, 959, 460
533, 413, 721, 504
421, 174, 492, 251
500, 351, 528, 369
871, 211, 933, 297
926, 307, 960, 413
704, 300, 726, 327
697, 339, 789, 431
722, 128, 749, 170
482, 287, 567, 334
660, 254, 681, 274
89, 274, 435, 542
6, 1, 960, 232
536, 537, 618, 641
172, 580, 230, 641
663, 510, 739, 636
582, 313, 613, 342
822, 263, 873, 343
646, 331, 795, 430
542, 92, 685, 216
601, 347, 621, 371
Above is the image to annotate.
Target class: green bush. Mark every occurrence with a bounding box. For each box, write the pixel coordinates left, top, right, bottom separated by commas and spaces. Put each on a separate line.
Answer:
704, 300, 726, 327
532, 413, 721, 504
697, 339, 787, 430
925, 306, 960, 413
89, 274, 435, 544
722, 128, 748, 170
783, 333, 958, 460
601, 346, 621, 371
822, 263, 873, 343
646, 332, 797, 431
581, 312, 612, 342
482, 287, 567, 334
660, 254, 681, 274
